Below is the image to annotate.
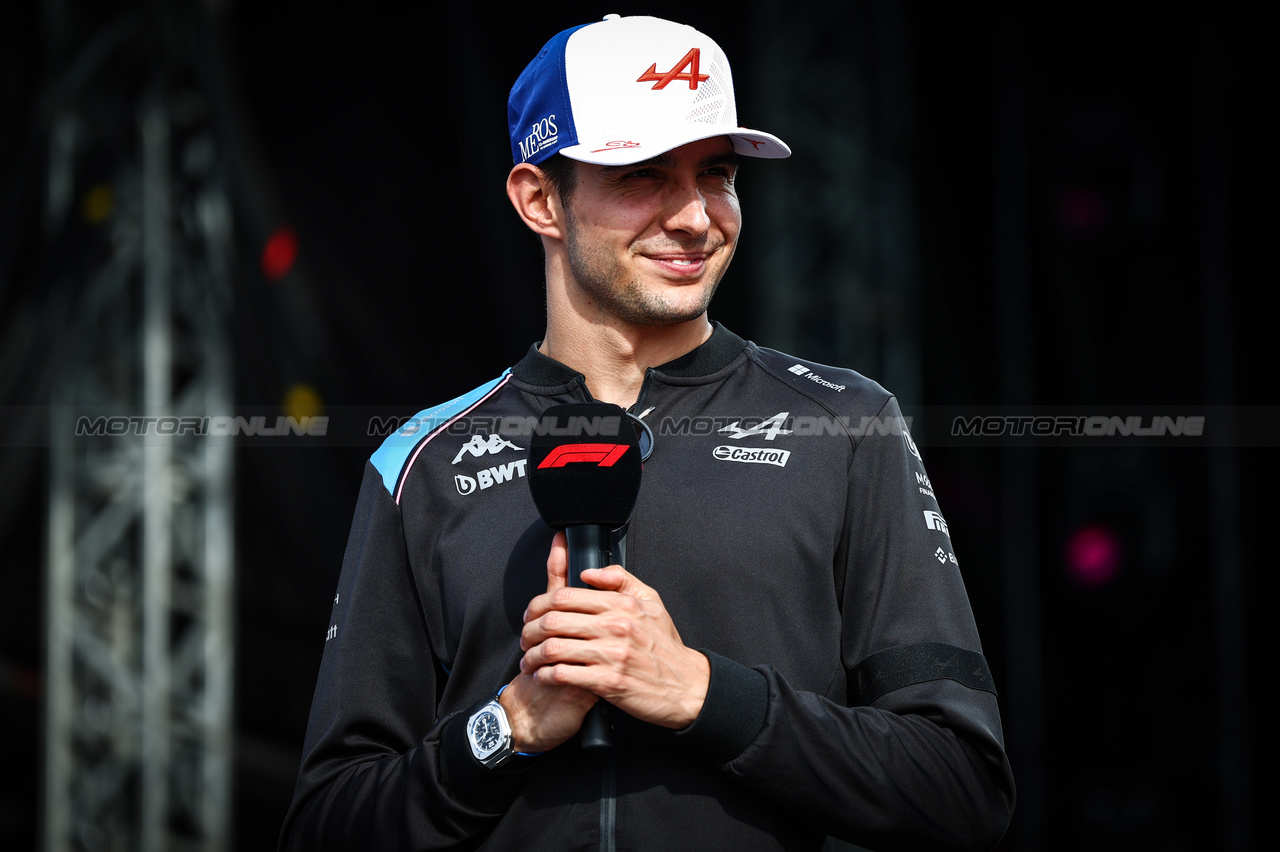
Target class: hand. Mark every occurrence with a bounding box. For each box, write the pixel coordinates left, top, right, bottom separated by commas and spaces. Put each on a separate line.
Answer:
519, 532, 710, 730
498, 533, 598, 753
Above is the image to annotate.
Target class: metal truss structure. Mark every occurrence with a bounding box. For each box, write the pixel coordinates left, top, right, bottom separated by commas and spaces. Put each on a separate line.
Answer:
43, 56, 236, 852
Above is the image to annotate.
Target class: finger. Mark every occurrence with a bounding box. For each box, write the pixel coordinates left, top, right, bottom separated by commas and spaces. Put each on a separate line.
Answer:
521, 632, 615, 674
525, 581, 636, 623
530, 661, 603, 693
520, 635, 586, 673
522, 592, 641, 648
579, 565, 661, 602
521, 609, 598, 651
546, 531, 569, 594
525, 533, 571, 624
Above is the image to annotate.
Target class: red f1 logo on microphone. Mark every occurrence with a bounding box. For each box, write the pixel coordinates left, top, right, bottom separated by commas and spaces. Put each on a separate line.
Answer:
537, 444, 630, 468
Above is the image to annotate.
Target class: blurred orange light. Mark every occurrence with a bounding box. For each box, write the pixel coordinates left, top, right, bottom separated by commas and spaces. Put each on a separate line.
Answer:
283, 383, 323, 420
81, 184, 115, 224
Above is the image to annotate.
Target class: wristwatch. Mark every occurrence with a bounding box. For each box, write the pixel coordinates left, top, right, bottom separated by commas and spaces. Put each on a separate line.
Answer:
466, 697, 515, 768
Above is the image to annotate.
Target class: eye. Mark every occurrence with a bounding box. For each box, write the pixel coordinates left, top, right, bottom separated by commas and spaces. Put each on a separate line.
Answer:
702, 166, 737, 184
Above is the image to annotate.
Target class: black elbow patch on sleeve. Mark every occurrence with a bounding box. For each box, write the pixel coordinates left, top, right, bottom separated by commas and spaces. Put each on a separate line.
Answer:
851, 643, 997, 705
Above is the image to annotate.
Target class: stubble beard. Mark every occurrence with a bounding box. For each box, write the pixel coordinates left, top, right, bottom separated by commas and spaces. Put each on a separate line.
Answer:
562, 204, 731, 328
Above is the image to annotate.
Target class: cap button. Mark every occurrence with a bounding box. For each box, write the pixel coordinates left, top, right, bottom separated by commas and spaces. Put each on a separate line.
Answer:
603, 13, 620, 21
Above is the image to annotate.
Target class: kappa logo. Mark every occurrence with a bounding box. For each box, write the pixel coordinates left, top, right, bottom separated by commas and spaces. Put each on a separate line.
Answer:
923, 510, 950, 536
452, 434, 523, 465
455, 460, 528, 496
637, 47, 709, 90
719, 411, 792, 441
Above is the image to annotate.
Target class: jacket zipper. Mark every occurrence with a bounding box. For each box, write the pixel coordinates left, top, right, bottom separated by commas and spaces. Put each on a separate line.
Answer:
629, 368, 657, 416
593, 371, 653, 852
597, 530, 628, 852
600, 748, 617, 852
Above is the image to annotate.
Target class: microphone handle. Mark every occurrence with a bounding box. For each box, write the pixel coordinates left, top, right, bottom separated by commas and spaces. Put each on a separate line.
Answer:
565, 524, 614, 749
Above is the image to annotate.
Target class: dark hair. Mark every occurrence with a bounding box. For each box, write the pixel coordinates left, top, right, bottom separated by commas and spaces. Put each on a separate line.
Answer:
537, 154, 578, 207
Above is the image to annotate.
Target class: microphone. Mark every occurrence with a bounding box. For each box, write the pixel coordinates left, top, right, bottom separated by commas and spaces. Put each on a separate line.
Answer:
526, 402, 643, 749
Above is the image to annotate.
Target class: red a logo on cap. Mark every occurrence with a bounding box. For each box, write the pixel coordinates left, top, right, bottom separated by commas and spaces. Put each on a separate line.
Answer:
637, 48, 710, 90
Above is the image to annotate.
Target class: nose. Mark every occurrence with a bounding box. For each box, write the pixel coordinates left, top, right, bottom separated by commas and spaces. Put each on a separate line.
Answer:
660, 178, 711, 237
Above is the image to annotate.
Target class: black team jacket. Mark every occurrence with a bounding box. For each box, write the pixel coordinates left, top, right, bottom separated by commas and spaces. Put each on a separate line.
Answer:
280, 323, 1015, 852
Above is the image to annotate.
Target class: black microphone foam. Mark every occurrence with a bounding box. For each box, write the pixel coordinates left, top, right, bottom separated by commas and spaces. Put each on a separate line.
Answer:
527, 402, 642, 530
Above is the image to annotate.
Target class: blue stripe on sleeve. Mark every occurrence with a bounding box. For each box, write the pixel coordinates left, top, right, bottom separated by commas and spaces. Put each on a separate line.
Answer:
370, 372, 510, 496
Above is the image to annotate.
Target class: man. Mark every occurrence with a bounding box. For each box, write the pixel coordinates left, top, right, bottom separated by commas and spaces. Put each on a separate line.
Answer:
281, 15, 1014, 851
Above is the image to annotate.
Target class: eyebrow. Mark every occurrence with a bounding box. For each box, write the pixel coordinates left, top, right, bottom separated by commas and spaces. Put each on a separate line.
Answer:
600, 149, 740, 179
699, 151, 741, 171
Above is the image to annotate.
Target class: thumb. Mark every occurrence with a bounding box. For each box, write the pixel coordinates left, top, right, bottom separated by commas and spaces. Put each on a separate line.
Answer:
546, 531, 569, 593
580, 564, 659, 602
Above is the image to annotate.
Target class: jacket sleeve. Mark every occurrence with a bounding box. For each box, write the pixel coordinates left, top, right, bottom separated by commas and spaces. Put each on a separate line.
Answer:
678, 397, 1016, 851
279, 462, 536, 851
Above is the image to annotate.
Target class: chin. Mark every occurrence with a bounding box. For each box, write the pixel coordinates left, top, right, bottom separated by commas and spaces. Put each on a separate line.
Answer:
621, 288, 717, 328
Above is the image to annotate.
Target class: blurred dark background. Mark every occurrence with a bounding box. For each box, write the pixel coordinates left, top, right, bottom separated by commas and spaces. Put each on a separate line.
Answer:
1, 1, 1271, 849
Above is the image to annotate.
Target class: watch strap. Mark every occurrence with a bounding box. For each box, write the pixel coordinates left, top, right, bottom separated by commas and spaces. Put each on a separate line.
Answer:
439, 707, 535, 813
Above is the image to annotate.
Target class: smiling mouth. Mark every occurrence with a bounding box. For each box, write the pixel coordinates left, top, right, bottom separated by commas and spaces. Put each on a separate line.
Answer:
646, 255, 710, 277
643, 246, 719, 272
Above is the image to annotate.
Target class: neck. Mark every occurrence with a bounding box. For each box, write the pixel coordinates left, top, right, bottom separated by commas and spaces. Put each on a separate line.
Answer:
540, 319, 712, 408
539, 242, 717, 407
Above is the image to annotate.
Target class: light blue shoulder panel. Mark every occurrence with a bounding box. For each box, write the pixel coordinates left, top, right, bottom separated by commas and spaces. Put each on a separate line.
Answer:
370, 371, 510, 496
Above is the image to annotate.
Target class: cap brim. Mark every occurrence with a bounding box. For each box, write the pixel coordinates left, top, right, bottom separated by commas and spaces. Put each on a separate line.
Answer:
558, 126, 790, 166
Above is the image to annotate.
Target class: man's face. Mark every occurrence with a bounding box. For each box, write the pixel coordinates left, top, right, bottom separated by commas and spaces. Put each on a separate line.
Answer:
556, 137, 741, 328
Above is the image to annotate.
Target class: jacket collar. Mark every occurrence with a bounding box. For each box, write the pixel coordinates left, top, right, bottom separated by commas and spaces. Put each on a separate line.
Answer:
512, 321, 748, 388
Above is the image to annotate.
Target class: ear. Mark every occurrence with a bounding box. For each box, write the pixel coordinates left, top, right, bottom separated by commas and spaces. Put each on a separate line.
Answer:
507, 163, 565, 241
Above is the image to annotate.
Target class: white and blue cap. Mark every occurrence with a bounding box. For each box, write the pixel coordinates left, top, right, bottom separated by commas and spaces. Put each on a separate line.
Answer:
509, 15, 790, 167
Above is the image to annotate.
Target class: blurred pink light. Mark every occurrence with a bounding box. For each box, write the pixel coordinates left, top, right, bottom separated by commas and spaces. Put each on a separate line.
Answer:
1058, 186, 1107, 233
1066, 524, 1121, 587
